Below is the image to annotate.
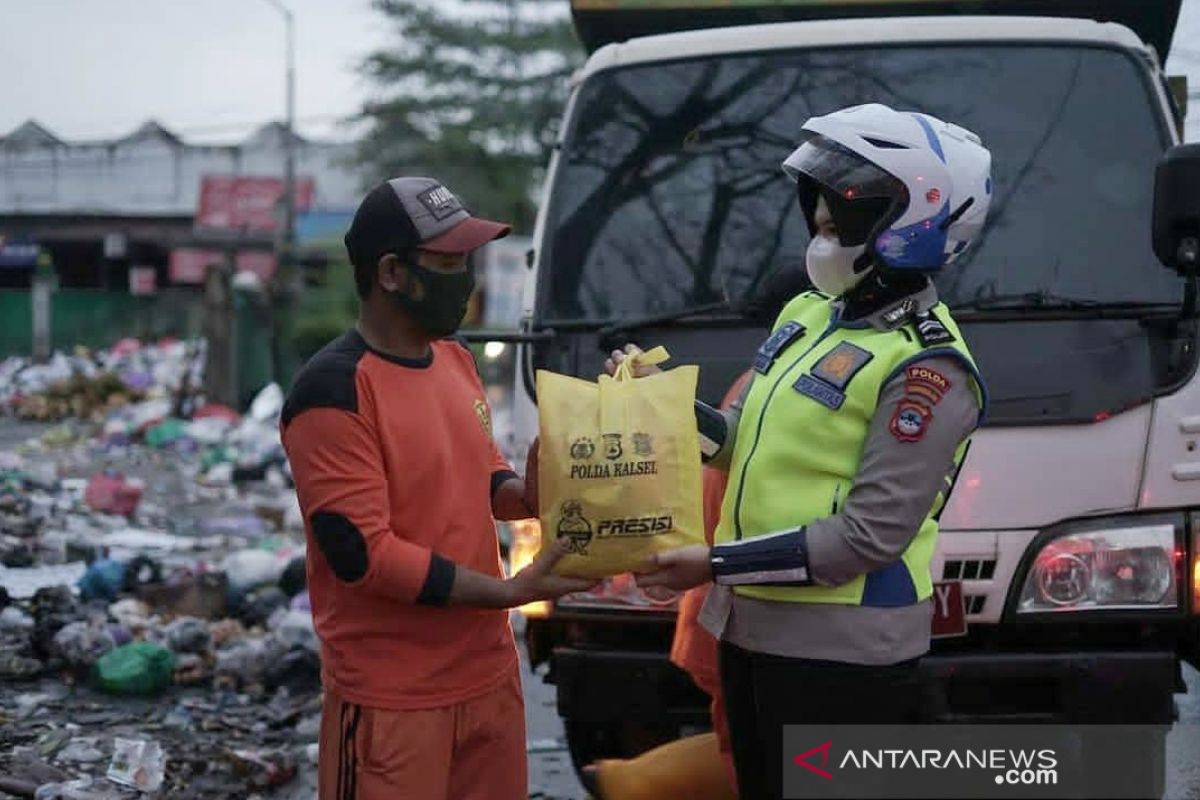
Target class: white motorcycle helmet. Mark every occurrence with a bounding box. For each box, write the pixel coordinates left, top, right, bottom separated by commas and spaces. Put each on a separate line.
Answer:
782, 103, 992, 278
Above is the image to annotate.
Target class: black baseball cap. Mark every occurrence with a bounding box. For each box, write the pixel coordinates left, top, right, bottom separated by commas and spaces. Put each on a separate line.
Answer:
344, 177, 511, 268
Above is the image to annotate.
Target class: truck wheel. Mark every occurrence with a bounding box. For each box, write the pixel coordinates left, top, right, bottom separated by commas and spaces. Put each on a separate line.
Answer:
564, 718, 681, 777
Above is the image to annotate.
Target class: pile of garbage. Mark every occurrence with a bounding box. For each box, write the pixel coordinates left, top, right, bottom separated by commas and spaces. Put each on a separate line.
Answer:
0, 339, 204, 424
0, 338, 321, 798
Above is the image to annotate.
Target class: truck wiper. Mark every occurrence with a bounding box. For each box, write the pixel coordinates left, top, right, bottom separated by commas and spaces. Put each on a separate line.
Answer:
596, 300, 733, 341
953, 292, 1180, 316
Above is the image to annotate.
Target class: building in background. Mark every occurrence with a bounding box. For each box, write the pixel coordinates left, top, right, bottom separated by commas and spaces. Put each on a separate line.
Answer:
0, 118, 364, 356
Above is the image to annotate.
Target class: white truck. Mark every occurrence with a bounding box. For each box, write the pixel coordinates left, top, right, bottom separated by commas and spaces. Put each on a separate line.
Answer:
495, 0, 1200, 790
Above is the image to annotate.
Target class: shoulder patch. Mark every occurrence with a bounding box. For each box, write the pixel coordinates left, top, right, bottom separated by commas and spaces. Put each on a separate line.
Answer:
890, 399, 933, 442
913, 311, 955, 347
281, 332, 364, 426
905, 364, 952, 396
753, 321, 806, 374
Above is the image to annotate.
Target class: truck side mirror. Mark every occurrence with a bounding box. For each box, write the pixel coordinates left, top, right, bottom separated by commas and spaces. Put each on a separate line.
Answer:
1153, 144, 1200, 275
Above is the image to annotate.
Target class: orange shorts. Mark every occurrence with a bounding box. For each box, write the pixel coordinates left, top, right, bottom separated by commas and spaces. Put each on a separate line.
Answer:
317, 669, 527, 800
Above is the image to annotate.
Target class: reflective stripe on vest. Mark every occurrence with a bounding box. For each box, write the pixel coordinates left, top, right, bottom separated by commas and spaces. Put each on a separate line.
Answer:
713, 292, 985, 607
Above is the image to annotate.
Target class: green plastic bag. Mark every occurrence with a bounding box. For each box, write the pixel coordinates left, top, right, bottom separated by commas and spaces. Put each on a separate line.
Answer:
94, 642, 176, 696
146, 418, 187, 448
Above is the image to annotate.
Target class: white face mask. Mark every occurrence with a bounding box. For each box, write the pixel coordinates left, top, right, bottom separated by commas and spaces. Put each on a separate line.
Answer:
805, 235, 869, 297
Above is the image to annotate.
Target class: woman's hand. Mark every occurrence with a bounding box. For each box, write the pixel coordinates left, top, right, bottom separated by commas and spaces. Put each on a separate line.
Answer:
634, 545, 713, 591
604, 344, 662, 378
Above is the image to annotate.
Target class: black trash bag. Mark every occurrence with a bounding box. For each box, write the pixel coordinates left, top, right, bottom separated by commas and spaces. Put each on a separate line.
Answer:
123, 555, 164, 592
263, 646, 321, 694
236, 586, 289, 628
277, 556, 306, 598
29, 586, 80, 661
1, 541, 34, 567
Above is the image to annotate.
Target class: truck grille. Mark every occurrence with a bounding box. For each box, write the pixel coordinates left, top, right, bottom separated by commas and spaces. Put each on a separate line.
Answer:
964, 594, 987, 615
942, 558, 997, 581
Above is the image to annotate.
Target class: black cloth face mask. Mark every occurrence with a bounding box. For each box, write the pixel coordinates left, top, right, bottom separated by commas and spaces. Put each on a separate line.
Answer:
393, 260, 476, 338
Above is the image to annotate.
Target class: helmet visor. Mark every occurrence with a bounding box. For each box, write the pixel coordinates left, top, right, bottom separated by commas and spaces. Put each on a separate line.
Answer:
782, 133, 908, 203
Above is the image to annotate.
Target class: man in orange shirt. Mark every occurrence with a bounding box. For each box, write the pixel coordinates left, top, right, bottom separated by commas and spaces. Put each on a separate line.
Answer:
281, 177, 593, 800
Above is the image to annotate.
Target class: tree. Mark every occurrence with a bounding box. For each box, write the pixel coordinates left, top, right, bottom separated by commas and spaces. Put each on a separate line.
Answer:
357, 0, 584, 232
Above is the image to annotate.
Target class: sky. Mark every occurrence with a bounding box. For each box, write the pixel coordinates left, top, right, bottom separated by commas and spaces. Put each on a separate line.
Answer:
0, 0, 389, 143
2, 0, 1200, 144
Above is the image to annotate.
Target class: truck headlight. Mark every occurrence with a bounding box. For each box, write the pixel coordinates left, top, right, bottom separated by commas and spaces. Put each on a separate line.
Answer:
1017, 519, 1181, 614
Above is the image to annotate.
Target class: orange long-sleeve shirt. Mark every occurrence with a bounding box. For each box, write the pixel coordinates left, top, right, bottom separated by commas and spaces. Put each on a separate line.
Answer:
281, 330, 518, 710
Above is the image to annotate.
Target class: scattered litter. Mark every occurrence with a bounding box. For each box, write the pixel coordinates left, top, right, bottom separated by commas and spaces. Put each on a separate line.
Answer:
94, 642, 176, 696
106, 737, 166, 792
222, 549, 287, 594
0, 340, 321, 799
162, 616, 210, 655
228, 747, 297, 789
57, 738, 105, 764
0, 563, 87, 600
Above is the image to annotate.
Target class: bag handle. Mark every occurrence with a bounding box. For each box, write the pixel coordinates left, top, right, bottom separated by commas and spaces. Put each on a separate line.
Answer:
613, 346, 670, 382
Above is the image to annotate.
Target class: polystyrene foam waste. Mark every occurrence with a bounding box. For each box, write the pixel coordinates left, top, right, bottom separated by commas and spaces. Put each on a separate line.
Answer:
0, 562, 87, 599
185, 417, 233, 445
250, 383, 284, 422
100, 528, 194, 559
222, 549, 288, 592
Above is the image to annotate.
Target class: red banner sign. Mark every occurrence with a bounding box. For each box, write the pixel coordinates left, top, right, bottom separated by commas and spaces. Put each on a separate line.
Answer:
195, 176, 314, 232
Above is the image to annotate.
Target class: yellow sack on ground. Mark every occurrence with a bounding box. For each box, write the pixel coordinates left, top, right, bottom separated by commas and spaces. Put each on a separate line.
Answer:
537, 347, 704, 578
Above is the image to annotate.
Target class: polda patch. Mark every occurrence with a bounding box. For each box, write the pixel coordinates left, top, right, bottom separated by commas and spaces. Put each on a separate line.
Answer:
905, 365, 951, 395
890, 399, 933, 442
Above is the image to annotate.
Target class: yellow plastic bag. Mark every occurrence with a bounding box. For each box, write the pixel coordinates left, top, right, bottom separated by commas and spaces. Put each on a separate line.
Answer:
537, 347, 704, 578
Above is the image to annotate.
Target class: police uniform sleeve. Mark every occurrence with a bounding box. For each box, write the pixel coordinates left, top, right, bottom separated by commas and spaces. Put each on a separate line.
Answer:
804, 356, 980, 587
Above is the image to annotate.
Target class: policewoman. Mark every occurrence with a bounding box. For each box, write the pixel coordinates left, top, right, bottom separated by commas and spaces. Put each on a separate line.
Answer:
620, 104, 993, 799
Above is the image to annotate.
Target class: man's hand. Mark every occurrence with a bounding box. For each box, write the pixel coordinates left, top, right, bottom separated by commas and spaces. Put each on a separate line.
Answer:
507, 538, 597, 605
605, 344, 662, 378
523, 438, 539, 516
634, 545, 713, 591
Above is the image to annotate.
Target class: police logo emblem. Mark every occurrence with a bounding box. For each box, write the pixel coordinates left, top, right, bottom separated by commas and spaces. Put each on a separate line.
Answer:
557, 501, 593, 555
570, 437, 596, 460
602, 433, 623, 461
473, 399, 492, 435
890, 400, 932, 442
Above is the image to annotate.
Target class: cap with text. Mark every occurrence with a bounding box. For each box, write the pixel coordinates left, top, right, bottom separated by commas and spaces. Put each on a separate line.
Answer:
345, 177, 511, 267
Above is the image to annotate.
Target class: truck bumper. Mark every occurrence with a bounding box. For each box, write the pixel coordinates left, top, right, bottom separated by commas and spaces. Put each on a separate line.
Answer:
921, 650, 1179, 724
552, 646, 1179, 726
552, 646, 711, 727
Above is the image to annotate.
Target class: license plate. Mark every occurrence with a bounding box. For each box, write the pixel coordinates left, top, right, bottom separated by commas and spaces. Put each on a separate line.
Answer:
930, 580, 967, 638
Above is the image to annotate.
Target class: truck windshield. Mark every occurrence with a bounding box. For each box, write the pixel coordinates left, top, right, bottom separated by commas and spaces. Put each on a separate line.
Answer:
542, 44, 1183, 322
